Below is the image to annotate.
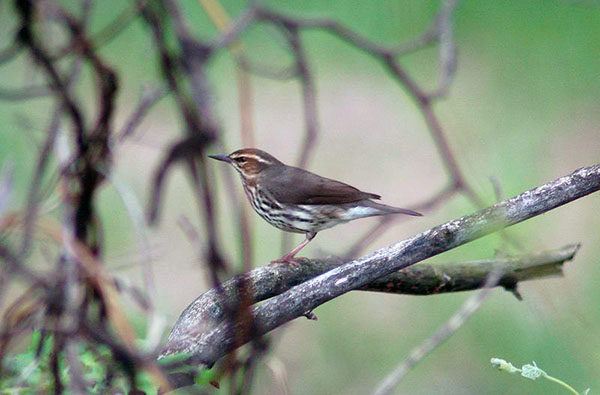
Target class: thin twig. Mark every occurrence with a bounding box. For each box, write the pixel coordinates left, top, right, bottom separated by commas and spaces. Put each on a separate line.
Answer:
0, 40, 22, 66
373, 267, 502, 394
236, 55, 298, 80
197, 0, 256, 147
0, 160, 15, 216
0, 85, 52, 101
199, 0, 255, 271
50, 1, 144, 61
428, 0, 460, 98
105, 169, 156, 302
15, 3, 87, 148
285, 27, 318, 170
117, 85, 168, 142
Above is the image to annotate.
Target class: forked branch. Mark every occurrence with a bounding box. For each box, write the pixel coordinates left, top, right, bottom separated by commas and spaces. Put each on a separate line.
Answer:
161, 164, 599, 363
162, 244, 577, 358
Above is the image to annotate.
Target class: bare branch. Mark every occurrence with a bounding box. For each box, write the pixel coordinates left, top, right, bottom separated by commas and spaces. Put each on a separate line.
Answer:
236, 55, 298, 80
285, 27, 318, 169
198, 0, 256, 271
428, 0, 460, 98
0, 240, 47, 285
161, 244, 576, 359
0, 85, 52, 101
161, 164, 599, 361
50, 1, 144, 61
0, 160, 15, 216
15, 3, 87, 148
105, 169, 156, 302
19, 53, 86, 259
0, 40, 22, 66
374, 266, 501, 394
117, 85, 169, 142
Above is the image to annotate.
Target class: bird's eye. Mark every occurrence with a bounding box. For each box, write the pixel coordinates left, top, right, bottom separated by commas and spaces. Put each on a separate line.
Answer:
235, 157, 246, 164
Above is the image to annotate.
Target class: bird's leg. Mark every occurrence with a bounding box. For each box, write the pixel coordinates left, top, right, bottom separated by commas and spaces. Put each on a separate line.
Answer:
271, 232, 316, 264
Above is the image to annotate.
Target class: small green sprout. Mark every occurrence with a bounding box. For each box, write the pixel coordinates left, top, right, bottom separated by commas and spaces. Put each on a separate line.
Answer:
490, 358, 590, 395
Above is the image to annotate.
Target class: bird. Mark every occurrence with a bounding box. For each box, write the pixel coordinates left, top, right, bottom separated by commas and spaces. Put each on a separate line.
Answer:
209, 148, 422, 263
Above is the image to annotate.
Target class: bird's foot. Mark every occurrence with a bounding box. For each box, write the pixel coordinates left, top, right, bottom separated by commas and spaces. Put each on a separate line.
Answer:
270, 256, 308, 266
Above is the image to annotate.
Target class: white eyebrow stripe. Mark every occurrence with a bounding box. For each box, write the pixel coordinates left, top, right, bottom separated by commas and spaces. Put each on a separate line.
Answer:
233, 154, 272, 165
253, 157, 271, 164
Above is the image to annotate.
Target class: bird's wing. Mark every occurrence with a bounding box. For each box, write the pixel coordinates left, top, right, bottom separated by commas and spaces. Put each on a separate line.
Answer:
263, 166, 380, 205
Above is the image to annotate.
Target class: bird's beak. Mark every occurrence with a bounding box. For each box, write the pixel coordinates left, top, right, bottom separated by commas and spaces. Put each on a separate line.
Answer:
209, 154, 231, 163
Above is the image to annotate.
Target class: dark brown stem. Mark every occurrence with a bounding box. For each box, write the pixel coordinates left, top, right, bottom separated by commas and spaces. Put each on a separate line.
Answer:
0, 40, 22, 66
286, 27, 318, 170
117, 85, 168, 142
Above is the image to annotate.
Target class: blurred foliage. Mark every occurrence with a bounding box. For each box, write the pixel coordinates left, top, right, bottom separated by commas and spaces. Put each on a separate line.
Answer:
0, 331, 139, 393
0, 331, 218, 393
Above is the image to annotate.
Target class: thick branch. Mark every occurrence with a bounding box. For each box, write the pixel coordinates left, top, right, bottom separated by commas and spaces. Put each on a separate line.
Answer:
161, 244, 577, 357
161, 164, 599, 362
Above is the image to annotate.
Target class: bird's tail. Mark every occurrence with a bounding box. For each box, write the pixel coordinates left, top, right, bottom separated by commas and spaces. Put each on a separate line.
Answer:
360, 200, 423, 217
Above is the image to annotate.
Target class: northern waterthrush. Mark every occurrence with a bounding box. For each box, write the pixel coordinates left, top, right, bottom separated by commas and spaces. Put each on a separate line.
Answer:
210, 148, 422, 263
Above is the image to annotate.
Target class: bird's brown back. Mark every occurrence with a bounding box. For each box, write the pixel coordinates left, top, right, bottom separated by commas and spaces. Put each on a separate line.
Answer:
260, 165, 380, 205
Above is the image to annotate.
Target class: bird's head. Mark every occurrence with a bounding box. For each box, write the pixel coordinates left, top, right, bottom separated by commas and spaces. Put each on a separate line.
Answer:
209, 148, 282, 178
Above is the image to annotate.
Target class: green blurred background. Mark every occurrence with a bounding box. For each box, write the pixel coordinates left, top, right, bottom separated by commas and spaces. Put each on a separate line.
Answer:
1, 0, 599, 393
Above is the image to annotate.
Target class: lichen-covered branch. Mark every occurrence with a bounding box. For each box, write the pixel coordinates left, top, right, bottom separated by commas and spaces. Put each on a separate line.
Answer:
162, 244, 577, 358
160, 163, 600, 363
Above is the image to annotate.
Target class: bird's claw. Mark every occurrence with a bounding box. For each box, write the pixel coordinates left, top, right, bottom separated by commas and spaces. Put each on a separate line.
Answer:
270, 256, 308, 266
